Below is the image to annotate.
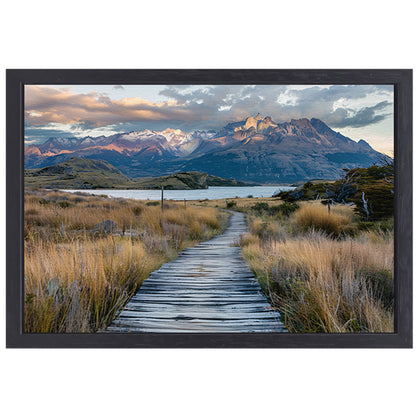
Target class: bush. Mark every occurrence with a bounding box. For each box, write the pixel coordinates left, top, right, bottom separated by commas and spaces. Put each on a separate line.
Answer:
270, 202, 299, 217
252, 202, 269, 212
352, 182, 394, 220
58, 201, 72, 208
146, 201, 160, 206
226, 200, 236, 209
358, 217, 394, 233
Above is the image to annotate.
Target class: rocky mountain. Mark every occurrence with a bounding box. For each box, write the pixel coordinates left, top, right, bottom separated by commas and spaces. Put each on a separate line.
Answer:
25, 115, 387, 183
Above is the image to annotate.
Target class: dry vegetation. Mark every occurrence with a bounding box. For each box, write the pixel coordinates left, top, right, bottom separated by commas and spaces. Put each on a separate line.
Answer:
189, 196, 285, 210
24, 190, 228, 333
25, 188, 394, 334
239, 202, 394, 333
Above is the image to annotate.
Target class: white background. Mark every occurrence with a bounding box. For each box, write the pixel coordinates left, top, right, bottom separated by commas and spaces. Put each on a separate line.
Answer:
0, 1, 414, 415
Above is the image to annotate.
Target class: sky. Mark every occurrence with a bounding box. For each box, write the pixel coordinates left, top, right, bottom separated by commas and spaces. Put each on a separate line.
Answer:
24, 84, 394, 155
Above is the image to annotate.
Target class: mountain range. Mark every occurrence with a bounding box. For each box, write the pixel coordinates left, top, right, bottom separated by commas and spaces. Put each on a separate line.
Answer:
25, 114, 386, 183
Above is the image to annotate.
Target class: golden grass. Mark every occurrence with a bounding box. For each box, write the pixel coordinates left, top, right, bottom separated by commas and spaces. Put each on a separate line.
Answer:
189, 196, 285, 211
24, 190, 228, 332
25, 237, 156, 333
242, 226, 394, 333
293, 203, 353, 235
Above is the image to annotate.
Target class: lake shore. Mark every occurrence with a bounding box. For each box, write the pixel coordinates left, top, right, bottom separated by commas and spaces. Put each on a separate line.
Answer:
61, 185, 296, 201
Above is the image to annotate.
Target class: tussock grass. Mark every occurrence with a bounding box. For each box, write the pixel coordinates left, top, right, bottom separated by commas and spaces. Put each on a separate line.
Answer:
294, 204, 353, 236
25, 237, 154, 333
24, 190, 228, 332
241, 203, 394, 333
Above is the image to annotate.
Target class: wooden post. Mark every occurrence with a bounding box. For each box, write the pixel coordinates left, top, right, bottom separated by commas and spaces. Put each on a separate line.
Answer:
161, 186, 164, 211
184, 198, 186, 209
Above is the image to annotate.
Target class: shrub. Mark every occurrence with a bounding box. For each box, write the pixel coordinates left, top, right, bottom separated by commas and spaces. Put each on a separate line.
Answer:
270, 202, 299, 217
252, 202, 269, 212
352, 182, 394, 220
58, 201, 72, 208
226, 200, 236, 209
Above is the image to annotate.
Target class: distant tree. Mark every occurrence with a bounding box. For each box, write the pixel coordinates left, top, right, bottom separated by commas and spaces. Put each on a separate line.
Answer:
276, 162, 394, 221
344, 165, 394, 220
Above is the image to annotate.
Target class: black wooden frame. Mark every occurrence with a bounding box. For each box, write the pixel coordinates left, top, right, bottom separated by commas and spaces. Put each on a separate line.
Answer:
6, 69, 413, 348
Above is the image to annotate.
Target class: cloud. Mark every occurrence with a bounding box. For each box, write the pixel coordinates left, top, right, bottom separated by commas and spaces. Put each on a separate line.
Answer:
25, 84, 394, 144
25, 85, 202, 129
326, 101, 392, 128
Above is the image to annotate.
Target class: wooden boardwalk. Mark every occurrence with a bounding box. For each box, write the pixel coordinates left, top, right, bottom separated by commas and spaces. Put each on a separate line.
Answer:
106, 212, 286, 333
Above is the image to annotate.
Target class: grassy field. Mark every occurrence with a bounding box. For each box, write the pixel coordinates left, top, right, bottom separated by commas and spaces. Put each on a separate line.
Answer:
25, 188, 394, 334
189, 196, 286, 210
233, 200, 394, 333
24, 190, 229, 333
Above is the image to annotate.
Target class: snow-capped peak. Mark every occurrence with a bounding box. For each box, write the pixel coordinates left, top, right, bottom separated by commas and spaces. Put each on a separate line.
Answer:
118, 130, 159, 141
159, 128, 189, 144
161, 128, 185, 136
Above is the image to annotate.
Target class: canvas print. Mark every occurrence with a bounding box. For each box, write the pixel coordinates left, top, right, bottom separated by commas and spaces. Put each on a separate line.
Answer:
24, 84, 394, 333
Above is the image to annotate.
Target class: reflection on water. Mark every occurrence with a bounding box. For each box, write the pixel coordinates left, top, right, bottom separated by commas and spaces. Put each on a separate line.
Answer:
63, 186, 295, 201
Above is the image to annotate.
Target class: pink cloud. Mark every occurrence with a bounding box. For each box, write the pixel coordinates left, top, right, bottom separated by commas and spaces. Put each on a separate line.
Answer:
24, 85, 199, 128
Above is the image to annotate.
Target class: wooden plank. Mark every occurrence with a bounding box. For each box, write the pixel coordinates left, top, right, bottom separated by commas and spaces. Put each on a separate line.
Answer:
111, 318, 284, 328
123, 306, 274, 313
128, 296, 270, 302
136, 284, 263, 290
106, 212, 287, 334
116, 311, 280, 320
127, 298, 271, 305
106, 326, 282, 333
126, 300, 273, 308
136, 287, 262, 294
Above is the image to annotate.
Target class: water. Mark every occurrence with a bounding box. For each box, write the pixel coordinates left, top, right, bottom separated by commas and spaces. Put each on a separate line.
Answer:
63, 186, 295, 201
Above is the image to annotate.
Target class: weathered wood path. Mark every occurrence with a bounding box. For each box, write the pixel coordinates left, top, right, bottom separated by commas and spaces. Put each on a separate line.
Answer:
106, 212, 286, 333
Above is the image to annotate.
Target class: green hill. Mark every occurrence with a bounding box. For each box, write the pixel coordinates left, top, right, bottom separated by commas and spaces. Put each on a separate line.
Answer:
25, 157, 250, 190
25, 157, 131, 189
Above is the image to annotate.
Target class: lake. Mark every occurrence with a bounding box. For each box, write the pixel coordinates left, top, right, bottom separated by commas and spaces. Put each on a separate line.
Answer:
63, 186, 295, 201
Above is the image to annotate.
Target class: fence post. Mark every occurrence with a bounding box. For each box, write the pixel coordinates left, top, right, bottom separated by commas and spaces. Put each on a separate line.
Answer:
161, 186, 164, 211
184, 198, 186, 209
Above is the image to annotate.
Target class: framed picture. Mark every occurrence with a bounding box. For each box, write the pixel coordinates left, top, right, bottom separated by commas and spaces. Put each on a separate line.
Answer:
6, 69, 412, 348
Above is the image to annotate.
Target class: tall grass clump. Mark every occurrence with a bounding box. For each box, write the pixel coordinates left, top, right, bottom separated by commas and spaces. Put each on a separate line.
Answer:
294, 204, 352, 236
24, 236, 155, 333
